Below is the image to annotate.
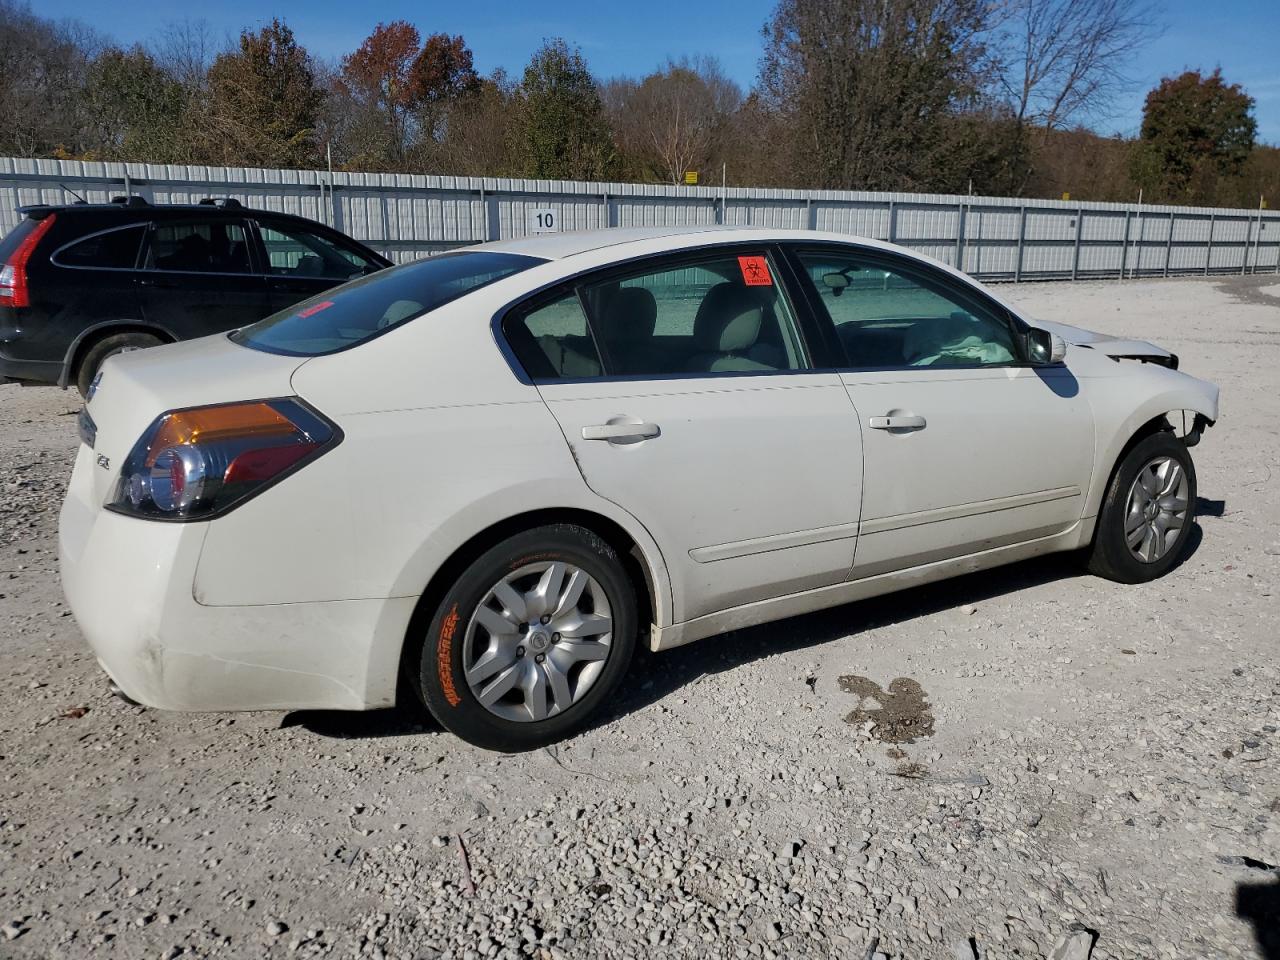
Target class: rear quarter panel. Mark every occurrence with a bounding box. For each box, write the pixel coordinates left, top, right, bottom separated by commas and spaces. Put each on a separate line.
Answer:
192, 281, 674, 626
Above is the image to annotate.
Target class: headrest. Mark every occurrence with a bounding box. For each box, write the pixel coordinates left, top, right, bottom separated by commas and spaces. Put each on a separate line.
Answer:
693, 282, 766, 353
598, 287, 657, 344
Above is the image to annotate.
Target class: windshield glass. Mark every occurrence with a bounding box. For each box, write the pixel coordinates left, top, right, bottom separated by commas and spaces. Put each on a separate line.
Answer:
231, 251, 544, 356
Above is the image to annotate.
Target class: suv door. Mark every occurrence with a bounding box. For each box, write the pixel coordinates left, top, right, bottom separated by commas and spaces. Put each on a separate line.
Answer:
136, 218, 268, 337
786, 244, 1094, 578
502, 247, 864, 624
255, 220, 381, 313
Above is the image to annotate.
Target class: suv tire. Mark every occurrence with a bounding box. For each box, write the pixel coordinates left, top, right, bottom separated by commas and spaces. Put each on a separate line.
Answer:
76, 332, 164, 397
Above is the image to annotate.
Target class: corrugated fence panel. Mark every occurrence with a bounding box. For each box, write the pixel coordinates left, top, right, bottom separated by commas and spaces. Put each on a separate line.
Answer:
2, 157, 1278, 281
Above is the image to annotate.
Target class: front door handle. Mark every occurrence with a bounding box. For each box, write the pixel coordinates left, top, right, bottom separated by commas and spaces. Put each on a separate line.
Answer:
581, 421, 661, 443
868, 415, 927, 431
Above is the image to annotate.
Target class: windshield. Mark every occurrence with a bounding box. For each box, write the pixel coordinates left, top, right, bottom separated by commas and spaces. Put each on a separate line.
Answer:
231, 251, 544, 356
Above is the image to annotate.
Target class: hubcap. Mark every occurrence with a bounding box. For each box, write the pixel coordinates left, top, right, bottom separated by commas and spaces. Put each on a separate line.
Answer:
1124, 455, 1190, 563
462, 561, 613, 723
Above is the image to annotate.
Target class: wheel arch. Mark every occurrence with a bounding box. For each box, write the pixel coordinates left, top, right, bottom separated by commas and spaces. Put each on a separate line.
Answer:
1085, 375, 1217, 521
395, 506, 668, 705
59, 319, 178, 388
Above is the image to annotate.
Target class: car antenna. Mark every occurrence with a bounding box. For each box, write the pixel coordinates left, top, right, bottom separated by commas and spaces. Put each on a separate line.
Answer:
59, 182, 87, 204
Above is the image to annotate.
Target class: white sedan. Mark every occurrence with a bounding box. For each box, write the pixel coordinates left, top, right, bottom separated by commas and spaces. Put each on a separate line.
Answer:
59, 228, 1218, 750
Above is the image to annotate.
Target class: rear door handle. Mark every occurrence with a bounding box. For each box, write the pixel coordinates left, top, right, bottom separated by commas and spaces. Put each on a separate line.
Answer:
581, 421, 661, 443
868, 415, 926, 431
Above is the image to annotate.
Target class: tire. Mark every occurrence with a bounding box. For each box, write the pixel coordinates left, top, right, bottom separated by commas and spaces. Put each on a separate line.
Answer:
1086, 431, 1197, 584
416, 524, 638, 752
75, 332, 164, 397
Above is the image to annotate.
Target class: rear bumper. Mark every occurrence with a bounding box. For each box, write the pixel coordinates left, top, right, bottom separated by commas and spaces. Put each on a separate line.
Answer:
58, 445, 412, 712
0, 348, 61, 385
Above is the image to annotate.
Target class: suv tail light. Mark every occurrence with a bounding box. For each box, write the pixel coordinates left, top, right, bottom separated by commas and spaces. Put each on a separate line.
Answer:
0, 214, 56, 308
107, 399, 340, 521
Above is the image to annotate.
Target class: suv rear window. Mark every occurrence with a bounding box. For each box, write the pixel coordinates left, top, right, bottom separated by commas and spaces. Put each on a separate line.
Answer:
53, 225, 145, 269
231, 251, 543, 356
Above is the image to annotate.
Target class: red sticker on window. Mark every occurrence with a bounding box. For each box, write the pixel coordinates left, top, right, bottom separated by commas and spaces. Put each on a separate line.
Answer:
296, 300, 334, 318
738, 255, 772, 286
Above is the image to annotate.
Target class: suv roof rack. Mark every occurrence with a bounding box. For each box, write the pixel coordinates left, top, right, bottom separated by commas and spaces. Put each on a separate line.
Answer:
109, 196, 150, 208
198, 198, 244, 209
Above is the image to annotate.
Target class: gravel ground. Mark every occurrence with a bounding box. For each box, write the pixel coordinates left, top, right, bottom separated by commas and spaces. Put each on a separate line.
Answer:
1, 275, 1278, 960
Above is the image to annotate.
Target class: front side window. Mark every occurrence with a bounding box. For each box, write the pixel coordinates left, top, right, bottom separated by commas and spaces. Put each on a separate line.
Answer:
146, 220, 251, 274
54, 225, 145, 269
578, 252, 808, 377
795, 250, 1019, 368
234, 250, 542, 356
259, 223, 376, 280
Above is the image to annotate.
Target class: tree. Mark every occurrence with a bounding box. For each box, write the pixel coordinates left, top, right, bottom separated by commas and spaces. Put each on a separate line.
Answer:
339, 21, 422, 164
200, 19, 324, 168
0, 0, 100, 156
757, 0, 992, 191
1132, 69, 1256, 204
605, 57, 741, 184
517, 39, 616, 180
431, 70, 521, 176
83, 46, 187, 160
990, 0, 1158, 132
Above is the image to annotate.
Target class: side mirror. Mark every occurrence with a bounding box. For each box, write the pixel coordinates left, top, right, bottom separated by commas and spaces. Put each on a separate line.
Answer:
1026, 326, 1067, 365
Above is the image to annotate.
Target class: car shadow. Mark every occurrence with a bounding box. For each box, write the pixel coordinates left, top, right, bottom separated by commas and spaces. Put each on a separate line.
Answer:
283, 517, 1213, 744
1237, 874, 1280, 959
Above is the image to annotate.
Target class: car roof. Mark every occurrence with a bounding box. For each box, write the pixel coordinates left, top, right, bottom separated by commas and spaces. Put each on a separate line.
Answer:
18, 200, 318, 224
477, 225, 910, 262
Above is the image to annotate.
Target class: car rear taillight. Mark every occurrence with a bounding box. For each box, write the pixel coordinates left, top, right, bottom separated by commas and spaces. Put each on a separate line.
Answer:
107, 398, 340, 521
0, 214, 56, 308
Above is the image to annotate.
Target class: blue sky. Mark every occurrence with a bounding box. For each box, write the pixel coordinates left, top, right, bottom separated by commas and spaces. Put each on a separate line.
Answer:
38, 0, 1280, 144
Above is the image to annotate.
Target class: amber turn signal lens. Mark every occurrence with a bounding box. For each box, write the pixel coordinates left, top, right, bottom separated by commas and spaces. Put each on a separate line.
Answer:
144, 402, 298, 467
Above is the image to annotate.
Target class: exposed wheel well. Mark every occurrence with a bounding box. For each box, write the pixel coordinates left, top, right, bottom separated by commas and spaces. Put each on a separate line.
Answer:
396, 508, 658, 706
65, 324, 174, 386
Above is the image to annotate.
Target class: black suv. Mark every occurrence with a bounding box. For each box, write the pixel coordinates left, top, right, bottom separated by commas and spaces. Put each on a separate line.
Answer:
0, 197, 392, 394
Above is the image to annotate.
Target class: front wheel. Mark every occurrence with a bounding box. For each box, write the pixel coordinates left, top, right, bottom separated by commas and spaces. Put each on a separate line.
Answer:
1087, 431, 1197, 583
416, 524, 638, 751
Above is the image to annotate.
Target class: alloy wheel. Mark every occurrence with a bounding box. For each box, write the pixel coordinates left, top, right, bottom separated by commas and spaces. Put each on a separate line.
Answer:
1124, 455, 1190, 563
462, 561, 613, 722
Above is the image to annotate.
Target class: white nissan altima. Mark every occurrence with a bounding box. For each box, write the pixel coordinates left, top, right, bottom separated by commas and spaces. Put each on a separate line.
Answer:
59, 227, 1219, 750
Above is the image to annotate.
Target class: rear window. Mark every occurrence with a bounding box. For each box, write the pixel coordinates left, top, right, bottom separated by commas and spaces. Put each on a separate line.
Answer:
0, 218, 39, 260
231, 251, 543, 356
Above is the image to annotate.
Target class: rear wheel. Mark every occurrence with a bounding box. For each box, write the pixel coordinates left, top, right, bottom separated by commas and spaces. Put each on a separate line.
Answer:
416, 524, 637, 751
1087, 431, 1196, 583
75, 331, 163, 397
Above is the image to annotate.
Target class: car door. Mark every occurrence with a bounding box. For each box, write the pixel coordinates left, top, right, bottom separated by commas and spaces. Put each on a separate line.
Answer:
136, 217, 269, 338
785, 245, 1094, 579
256, 220, 382, 313
502, 247, 864, 624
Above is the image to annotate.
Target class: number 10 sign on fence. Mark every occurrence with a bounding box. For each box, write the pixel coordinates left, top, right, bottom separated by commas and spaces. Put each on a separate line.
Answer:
530, 209, 558, 234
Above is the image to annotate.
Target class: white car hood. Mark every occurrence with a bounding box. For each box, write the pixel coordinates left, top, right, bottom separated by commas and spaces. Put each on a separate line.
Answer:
1031, 319, 1175, 361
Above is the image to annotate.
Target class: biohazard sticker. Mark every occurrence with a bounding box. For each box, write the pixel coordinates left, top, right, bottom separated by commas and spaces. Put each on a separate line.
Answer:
737, 255, 772, 286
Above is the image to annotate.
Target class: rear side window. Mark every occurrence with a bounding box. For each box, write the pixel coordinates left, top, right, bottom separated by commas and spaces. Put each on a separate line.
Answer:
233, 251, 542, 356
146, 220, 251, 274
507, 292, 602, 379
52, 225, 145, 269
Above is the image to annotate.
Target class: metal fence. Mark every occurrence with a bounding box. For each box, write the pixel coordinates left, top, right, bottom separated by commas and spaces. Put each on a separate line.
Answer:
2, 156, 1278, 281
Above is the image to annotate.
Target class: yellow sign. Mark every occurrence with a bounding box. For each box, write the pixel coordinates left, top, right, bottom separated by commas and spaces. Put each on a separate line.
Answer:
1263, 198, 1269, 209
683, 171, 698, 185
1061, 191, 1070, 201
